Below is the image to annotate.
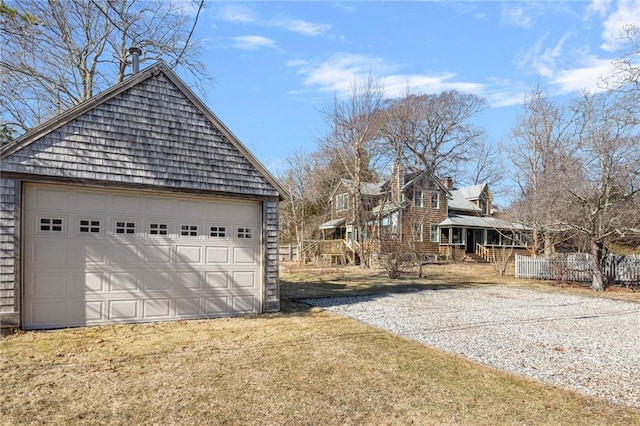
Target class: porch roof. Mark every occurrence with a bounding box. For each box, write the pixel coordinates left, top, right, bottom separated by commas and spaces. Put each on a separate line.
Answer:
319, 217, 346, 230
439, 214, 530, 231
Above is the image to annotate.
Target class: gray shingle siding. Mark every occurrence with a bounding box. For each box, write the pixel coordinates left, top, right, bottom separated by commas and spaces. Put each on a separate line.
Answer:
0, 179, 16, 315
264, 200, 280, 312
1, 72, 278, 198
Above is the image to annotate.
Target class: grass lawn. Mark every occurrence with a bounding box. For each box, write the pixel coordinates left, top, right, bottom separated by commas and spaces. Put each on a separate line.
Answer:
2, 263, 639, 425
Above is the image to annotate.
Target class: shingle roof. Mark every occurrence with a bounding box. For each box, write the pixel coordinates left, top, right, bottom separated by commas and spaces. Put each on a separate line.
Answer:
456, 183, 488, 200
447, 189, 483, 213
339, 178, 385, 196
439, 214, 530, 230
1, 61, 287, 200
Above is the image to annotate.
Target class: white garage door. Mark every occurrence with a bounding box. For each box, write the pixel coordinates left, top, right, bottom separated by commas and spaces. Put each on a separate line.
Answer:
23, 183, 262, 329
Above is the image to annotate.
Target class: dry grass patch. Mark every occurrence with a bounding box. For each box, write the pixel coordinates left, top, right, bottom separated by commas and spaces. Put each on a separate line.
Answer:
2, 262, 639, 425
281, 262, 640, 304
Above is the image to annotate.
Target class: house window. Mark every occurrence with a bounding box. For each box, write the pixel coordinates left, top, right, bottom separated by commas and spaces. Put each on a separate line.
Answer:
412, 221, 423, 242
210, 226, 226, 238
149, 223, 168, 236
430, 191, 440, 209
79, 219, 101, 233
413, 190, 423, 208
452, 228, 462, 244
180, 224, 199, 237
336, 193, 349, 212
237, 227, 252, 239
115, 221, 136, 235
430, 224, 439, 243
380, 212, 398, 237
487, 230, 500, 245
479, 198, 488, 215
39, 217, 64, 232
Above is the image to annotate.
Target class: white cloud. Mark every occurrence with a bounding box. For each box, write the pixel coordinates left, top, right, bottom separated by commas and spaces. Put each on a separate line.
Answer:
217, 4, 256, 24
599, 0, 640, 51
548, 57, 614, 93
271, 18, 331, 36
216, 4, 330, 37
230, 35, 277, 50
289, 53, 487, 100
502, 6, 533, 29
518, 33, 572, 78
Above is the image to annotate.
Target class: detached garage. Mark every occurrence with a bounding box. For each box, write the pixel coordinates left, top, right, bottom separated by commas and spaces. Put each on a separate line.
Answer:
0, 62, 286, 331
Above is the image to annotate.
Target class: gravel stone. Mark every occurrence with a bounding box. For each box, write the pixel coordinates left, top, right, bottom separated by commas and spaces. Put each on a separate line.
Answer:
303, 286, 640, 409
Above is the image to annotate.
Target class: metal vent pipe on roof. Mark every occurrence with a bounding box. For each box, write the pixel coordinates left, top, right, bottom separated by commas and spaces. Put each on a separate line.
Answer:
128, 47, 142, 73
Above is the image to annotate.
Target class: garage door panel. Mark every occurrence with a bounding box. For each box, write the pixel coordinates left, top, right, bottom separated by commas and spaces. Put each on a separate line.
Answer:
106, 243, 142, 265
31, 301, 68, 325
144, 197, 173, 216
68, 242, 107, 266
108, 300, 139, 320
29, 187, 69, 210
176, 297, 201, 316
69, 271, 107, 293
69, 300, 104, 323
204, 296, 229, 315
71, 191, 106, 212
28, 271, 67, 297
111, 194, 141, 213
31, 240, 67, 266
231, 271, 256, 289
233, 247, 257, 264
143, 244, 172, 263
109, 272, 138, 292
24, 184, 262, 329
143, 299, 171, 319
142, 272, 173, 291
176, 199, 203, 218
175, 245, 202, 264
205, 271, 229, 288
205, 246, 229, 263
232, 295, 256, 314
176, 271, 202, 289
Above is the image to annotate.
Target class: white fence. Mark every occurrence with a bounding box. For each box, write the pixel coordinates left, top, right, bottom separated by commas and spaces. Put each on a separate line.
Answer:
278, 244, 299, 262
515, 253, 640, 286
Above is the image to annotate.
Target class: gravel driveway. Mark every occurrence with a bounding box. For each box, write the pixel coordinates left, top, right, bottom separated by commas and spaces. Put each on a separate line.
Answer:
303, 286, 640, 409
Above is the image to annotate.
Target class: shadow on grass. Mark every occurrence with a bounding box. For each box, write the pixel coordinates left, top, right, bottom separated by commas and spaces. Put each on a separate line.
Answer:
278, 264, 486, 315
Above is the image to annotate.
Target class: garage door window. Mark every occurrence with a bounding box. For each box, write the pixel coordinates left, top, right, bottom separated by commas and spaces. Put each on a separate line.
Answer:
79, 219, 101, 234
39, 217, 64, 233
237, 227, 252, 239
149, 223, 169, 236
115, 221, 136, 235
210, 226, 226, 238
180, 224, 199, 237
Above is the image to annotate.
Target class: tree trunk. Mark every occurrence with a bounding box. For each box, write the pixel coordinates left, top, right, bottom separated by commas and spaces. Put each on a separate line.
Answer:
590, 241, 605, 291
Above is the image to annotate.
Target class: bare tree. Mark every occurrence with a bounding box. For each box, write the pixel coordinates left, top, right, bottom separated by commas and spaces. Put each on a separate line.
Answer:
381, 90, 486, 177
318, 77, 384, 267
0, 0, 206, 139
281, 149, 313, 257
507, 87, 570, 256
552, 92, 640, 290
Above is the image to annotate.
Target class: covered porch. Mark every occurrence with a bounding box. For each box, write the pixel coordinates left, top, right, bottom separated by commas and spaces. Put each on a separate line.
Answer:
438, 214, 531, 260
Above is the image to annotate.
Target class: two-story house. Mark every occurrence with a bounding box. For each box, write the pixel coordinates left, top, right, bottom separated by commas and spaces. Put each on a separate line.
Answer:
319, 165, 530, 264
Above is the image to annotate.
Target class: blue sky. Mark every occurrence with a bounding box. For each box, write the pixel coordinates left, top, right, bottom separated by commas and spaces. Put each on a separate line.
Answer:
186, 0, 640, 179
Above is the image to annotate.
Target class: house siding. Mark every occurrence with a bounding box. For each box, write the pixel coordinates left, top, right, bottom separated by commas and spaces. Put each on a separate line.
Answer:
0, 178, 20, 329
264, 200, 280, 312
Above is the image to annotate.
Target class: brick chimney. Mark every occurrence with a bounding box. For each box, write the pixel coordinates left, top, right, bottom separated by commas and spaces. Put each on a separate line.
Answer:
391, 160, 405, 203
443, 176, 454, 190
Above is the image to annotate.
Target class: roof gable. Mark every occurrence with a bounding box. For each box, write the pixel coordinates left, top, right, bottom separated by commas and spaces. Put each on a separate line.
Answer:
457, 183, 489, 200
1, 62, 286, 200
